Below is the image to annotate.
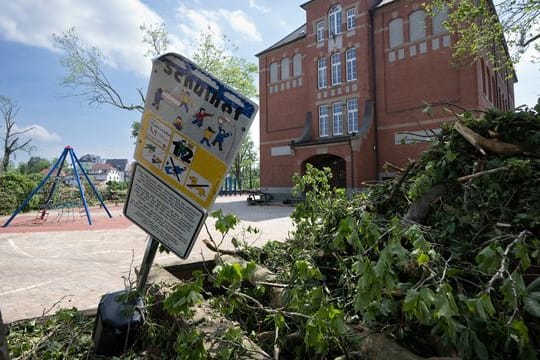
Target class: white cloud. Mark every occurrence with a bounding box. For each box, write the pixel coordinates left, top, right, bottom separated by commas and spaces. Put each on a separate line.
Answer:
13, 124, 61, 143
248, 0, 270, 13
0, 0, 166, 76
220, 9, 262, 42
174, 3, 262, 55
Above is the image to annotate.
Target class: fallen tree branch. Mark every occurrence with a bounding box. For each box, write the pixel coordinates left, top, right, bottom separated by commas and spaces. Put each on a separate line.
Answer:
384, 162, 406, 172
203, 239, 244, 256
454, 121, 525, 156
405, 184, 447, 224
486, 230, 532, 294
385, 161, 416, 205
457, 166, 509, 182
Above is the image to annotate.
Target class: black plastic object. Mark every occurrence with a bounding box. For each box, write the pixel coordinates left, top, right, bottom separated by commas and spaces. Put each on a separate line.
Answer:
92, 290, 144, 357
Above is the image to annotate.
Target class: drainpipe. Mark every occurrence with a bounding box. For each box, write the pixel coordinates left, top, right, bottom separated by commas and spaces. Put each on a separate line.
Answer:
369, 0, 383, 180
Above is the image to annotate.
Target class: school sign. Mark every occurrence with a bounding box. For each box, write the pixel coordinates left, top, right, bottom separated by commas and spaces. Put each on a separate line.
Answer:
124, 53, 258, 258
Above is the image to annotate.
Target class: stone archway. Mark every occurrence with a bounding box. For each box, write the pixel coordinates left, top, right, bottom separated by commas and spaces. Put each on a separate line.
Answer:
303, 154, 346, 188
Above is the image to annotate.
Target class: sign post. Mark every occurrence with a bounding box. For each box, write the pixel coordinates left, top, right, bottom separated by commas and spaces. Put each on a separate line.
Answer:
125, 52, 258, 260
96, 53, 258, 356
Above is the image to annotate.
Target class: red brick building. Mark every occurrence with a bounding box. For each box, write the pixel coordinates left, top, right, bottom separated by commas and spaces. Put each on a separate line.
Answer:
256, 0, 515, 198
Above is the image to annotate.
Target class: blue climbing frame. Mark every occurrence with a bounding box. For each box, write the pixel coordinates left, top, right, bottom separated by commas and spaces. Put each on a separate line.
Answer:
2, 146, 112, 227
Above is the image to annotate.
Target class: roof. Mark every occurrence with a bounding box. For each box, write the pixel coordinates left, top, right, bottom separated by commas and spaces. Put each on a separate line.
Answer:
91, 163, 115, 172
105, 159, 129, 171
256, 24, 307, 57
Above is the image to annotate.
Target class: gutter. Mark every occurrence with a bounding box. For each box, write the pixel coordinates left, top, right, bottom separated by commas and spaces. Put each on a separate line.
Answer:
369, 0, 383, 181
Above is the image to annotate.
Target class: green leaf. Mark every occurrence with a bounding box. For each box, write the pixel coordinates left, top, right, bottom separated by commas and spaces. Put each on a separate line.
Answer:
475, 245, 501, 273
526, 276, 540, 292
417, 252, 430, 265
523, 296, 540, 318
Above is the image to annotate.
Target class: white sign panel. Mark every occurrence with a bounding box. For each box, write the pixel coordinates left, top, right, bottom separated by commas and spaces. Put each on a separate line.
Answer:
125, 164, 205, 258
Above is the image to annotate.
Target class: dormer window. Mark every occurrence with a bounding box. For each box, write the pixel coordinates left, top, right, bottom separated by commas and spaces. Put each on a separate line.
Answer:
328, 5, 342, 36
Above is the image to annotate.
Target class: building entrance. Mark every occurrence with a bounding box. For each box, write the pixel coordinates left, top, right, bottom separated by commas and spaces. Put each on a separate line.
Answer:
303, 154, 346, 189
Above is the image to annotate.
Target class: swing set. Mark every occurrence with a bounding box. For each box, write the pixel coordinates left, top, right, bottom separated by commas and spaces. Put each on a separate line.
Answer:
2, 146, 112, 227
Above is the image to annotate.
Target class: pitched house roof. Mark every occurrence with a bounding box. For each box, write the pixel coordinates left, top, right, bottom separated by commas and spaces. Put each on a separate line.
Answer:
105, 159, 129, 171
90, 163, 115, 172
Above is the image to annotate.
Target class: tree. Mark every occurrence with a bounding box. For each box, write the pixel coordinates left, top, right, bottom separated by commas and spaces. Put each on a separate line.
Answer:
231, 134, 257, 190
52, 27, 145, 113
428, 0, 540, 68
192, 28, 258, 98
18, 156, 51, 175
0, 96, 35, 175
140, 22, 169, 59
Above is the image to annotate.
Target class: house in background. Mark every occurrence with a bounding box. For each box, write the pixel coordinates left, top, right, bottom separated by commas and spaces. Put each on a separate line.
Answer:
88, 163, 123, 184
256, 0, 515, 199
105, 159, 130, 182
78, 155, 130, 183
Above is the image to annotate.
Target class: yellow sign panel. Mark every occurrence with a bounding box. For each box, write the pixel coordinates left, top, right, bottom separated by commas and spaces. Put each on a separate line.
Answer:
134, 53, 258, 209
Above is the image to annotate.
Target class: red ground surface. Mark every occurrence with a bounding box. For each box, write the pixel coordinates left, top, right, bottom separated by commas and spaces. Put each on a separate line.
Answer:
0, 204, 134, 233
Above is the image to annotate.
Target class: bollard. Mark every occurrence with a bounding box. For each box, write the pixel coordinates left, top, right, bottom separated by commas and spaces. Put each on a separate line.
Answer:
92, 290, 143, 356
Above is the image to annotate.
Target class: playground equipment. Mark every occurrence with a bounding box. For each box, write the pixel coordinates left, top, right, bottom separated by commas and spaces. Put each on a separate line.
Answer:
2, 146, 112, 227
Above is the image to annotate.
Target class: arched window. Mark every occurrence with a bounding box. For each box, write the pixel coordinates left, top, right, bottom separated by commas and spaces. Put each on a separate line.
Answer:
409, 10, 426, 42
329, 5, 342, 36
345, 48, 357, 82
293, 53, 302, 76
281, 58, 290, 80
318, 58, 327, 89
269, 62, 278, 83
389, 18, 404, 48
432, 4, 448, 35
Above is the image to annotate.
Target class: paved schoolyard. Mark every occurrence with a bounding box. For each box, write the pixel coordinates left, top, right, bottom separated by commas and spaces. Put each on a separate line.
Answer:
0, 195, 294, 323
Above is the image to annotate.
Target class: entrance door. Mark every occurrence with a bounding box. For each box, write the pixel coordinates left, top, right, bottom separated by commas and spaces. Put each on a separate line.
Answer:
303, 154, 346, 188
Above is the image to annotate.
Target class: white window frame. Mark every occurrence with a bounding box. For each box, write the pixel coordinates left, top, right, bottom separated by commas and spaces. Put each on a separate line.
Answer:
318, 58, 327, 89
269, 62, 278, 83
316, 21, 325, 42
319, 105, 329, 137
328, 5, 342, 36
331, 53, 342, 86
346, 8, 356, 30
347, 99, 358, 133
346, 48, 357, 82
332, 102, 343, 135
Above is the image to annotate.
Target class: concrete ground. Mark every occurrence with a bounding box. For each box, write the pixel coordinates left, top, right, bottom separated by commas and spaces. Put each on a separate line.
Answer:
0, 195, 294, 323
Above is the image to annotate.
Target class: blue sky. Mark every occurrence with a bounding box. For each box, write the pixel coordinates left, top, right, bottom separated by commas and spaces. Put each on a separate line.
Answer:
0, 0, 538, 165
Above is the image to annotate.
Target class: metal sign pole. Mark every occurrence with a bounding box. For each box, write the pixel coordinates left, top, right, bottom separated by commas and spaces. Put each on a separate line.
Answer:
136, 236, 159, 295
